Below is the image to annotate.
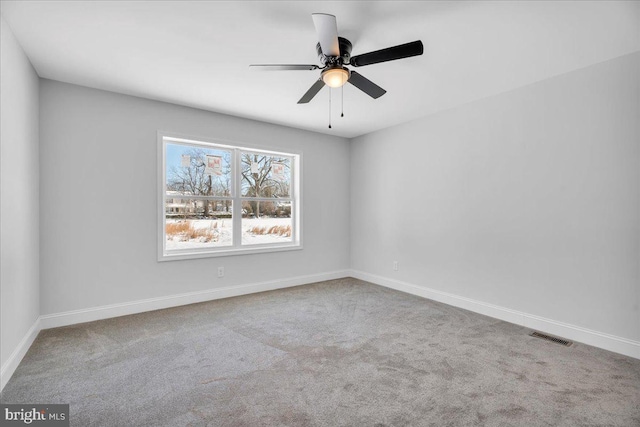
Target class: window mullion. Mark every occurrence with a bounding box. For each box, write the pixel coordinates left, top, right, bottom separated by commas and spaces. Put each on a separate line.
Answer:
232, 148, 242, 247
241, 197, 293, 203
165, 194, 232, 201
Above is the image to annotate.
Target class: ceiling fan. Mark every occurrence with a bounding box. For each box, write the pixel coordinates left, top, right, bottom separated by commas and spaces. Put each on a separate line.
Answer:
250, 13, 424, 104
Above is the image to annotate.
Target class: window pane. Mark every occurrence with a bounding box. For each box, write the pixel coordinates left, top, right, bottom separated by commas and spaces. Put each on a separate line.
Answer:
165, 199, 232, 249
241, 152, 291, 198
242, 201, 292, 245
165, 143, 232, 197
161, 135, 301, 259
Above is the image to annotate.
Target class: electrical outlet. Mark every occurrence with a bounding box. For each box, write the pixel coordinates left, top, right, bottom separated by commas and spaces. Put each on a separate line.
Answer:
218, 266, 224, 278
393, 261, 398, 271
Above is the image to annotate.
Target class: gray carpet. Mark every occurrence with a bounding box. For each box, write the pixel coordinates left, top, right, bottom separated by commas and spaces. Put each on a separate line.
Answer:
2, 278, 639, 426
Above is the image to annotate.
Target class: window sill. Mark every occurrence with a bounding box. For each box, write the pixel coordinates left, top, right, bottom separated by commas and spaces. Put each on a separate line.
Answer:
158, 243, 303, 262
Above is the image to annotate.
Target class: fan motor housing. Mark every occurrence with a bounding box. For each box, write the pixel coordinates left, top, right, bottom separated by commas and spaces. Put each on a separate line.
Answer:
317, 37, 353, 65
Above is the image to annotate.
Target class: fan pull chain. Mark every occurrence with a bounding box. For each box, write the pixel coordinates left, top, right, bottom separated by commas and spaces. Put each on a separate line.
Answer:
328, 88, 332, 129
341, 85, 344, 117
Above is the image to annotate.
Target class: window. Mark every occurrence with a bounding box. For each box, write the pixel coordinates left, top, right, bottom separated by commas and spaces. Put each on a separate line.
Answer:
158, 133, 301, 260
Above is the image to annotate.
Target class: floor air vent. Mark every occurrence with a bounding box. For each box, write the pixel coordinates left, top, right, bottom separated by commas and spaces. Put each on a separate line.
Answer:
530, 331, 573, 347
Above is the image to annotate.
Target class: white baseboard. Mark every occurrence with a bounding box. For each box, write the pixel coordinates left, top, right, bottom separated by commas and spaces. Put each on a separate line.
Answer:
349, 270, 640, 360
40, 270, 350, 329
4, 269, 637, 392
1, 317, 41, 391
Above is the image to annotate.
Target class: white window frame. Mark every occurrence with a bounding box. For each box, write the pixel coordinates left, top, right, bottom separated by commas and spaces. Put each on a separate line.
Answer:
158, 132, 302, 261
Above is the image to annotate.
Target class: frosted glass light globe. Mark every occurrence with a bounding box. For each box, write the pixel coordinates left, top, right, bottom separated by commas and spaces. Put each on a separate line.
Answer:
321, 67, 349, 88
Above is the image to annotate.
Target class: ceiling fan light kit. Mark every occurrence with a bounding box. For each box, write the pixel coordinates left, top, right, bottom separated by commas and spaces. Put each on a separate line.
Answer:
321, 67, 349, 88
250, 13, 423, 126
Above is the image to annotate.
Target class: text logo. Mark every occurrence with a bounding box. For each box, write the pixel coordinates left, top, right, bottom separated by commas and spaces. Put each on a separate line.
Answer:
1, 404, 69, 426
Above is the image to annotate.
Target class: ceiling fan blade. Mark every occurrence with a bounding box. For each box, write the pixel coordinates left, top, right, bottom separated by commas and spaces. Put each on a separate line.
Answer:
297, 79, 326, 104
250, 64, 320, 71
350, 40, 423, 67
348, 71, 386, 99
312, 13, 340, 57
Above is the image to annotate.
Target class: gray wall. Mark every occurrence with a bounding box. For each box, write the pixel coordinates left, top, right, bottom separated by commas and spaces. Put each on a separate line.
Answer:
39, 80, 350, 315
0, 18, 40, 368
351, 52, 640, 342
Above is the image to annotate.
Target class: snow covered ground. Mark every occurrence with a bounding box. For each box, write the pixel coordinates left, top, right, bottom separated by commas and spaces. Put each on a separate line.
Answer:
165, 217, 292, 250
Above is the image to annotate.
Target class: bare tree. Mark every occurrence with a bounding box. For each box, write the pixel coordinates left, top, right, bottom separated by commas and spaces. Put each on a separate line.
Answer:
168, 148, 231, 216
241, 153, 290, 217
168, 149, 288, 219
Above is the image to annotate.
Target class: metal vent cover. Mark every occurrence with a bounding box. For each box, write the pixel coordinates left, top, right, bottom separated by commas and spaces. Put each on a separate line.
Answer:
530, 331, 573, 347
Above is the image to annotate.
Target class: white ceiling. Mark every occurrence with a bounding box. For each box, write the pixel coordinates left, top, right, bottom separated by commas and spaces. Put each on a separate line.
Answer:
2, 1, 639, 138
